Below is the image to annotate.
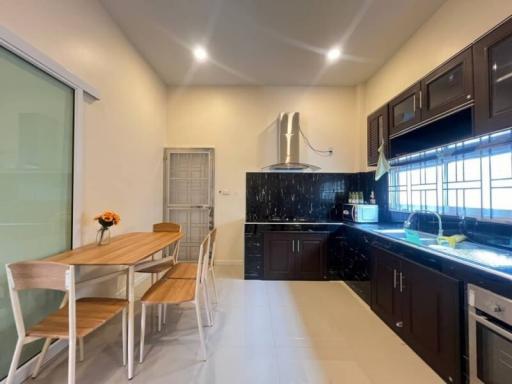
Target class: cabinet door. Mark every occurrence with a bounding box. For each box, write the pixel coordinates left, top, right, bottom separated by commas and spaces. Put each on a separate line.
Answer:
264, 233, 295, 280
370, 245, 402, 331
296, 233, 327, 280
389, 83, 421, 136
367, 105, 388, 166
400, 258, 462, 384
474, 18, 512, 135
421, 48, 473, 121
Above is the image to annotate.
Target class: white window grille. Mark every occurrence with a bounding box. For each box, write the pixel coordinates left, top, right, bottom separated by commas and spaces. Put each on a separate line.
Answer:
389, 129, 512, 221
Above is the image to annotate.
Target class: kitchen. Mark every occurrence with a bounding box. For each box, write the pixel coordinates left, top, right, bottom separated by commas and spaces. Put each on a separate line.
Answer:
1, 1, 512, 384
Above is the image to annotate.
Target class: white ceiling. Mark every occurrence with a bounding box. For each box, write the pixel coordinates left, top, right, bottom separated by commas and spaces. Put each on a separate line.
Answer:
102, 0, 446, 86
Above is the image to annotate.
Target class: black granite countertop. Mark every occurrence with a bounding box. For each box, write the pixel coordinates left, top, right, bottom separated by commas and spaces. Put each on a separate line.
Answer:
347, 222, 512, 283
245, 220, 512, 284
245, 221, 344, 225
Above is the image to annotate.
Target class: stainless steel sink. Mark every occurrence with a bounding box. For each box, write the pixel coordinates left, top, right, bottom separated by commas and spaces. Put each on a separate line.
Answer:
374, 228, 438, 245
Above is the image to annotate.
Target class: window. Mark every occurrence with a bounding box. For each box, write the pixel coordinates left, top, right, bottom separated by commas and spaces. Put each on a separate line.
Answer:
0, 44, 75, 379
389, 129, 512, 221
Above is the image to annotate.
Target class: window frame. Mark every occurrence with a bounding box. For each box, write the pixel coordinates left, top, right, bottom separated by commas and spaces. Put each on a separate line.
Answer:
0, 25, 100, 247
388, 129, 512, 224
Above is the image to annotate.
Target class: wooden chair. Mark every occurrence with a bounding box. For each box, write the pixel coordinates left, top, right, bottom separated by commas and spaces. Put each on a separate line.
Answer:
5, 261, 128, 384
165, 228, 217, 299
139, 233, 211, 363
135, 222, 182, 330
160, 228, 217, 327
135, 222, 182, 276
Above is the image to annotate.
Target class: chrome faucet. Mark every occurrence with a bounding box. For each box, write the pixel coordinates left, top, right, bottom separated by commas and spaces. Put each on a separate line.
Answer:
404, 210, 444, 237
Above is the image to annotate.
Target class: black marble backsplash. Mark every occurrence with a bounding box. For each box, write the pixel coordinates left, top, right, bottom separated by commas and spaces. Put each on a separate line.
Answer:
246, 172, 388, 223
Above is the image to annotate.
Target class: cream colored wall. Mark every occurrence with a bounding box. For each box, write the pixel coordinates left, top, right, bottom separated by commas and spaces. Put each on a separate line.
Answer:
167, 86, 359, 262
361, 0, 512, 169
0, 0, 168, 246
3, 0, 510, 266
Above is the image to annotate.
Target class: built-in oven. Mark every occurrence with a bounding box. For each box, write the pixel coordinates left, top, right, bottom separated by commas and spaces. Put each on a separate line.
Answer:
468, 284, 512, 384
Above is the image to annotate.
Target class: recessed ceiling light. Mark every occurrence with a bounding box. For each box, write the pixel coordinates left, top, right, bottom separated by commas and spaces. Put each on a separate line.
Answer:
193, 46, 208, 62
326, 47, 341, 62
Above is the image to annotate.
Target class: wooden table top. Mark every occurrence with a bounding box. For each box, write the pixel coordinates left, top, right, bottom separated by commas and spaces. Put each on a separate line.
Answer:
46, 232, 183, 266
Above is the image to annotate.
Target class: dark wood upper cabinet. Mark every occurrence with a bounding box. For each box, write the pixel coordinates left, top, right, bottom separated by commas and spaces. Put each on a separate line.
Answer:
264, 232, 328, 280
367, 105, 388, 166
420, 48, 474, 121
474, 17, 512, 136
389, 83, 422, 136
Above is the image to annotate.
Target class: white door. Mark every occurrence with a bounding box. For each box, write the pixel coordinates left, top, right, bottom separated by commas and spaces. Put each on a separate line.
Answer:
164, 148, 214, 261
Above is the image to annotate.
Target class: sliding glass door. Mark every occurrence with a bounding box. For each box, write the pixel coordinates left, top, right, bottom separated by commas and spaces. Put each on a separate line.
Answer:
0, 45, 74, 379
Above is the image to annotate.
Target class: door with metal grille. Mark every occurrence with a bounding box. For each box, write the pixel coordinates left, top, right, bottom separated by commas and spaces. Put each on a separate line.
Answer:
164, 148, 214, 261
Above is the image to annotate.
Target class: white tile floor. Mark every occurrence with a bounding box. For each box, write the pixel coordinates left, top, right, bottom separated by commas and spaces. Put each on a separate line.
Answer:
31, 266, 443, 383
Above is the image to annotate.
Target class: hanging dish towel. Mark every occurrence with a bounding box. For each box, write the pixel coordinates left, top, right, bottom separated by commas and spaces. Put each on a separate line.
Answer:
375, 142, 390, 181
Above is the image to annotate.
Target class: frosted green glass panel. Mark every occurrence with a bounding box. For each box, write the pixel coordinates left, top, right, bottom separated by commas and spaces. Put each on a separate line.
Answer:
0, 46, 73, 379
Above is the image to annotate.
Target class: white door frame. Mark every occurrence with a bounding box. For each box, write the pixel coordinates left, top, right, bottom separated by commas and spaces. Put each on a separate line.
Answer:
164, 148, 215, 260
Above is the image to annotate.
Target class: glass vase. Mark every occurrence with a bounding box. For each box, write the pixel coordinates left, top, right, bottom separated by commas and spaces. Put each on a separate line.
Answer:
96, 226, 111, 245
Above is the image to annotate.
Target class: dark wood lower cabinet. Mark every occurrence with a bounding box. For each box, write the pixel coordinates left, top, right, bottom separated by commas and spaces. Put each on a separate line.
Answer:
401, 258, 461, 384
264, 232, 328, 280
370, 245, 462, 384
370, 246, 402, 329
263, 233, 296, 280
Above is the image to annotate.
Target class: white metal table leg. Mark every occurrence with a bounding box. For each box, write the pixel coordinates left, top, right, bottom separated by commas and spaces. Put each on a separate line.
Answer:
127, 266, 135, 379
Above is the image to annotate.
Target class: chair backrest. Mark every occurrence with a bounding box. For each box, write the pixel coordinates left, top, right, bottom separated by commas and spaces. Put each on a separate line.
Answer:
208, 228, 217, 269
5, 261, 75, 339
153, 222, 181, 233
194, 234, 211, 294
154, 222, 182, 262
7, 261, 73, 291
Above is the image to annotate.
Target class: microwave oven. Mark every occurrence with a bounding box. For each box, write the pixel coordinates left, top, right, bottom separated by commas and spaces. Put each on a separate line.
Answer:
343, 204, 379, 223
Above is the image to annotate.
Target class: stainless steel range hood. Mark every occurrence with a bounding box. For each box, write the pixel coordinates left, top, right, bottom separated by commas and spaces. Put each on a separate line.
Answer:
263, 112, 320, 171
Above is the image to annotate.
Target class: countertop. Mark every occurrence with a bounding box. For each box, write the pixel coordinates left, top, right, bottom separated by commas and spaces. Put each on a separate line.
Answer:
246, 220, 512, 282
347, 222, 512, 282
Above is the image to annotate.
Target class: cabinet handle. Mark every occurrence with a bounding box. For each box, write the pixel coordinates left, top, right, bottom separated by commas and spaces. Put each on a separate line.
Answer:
419, 90, 422, 109
292, 240, 295, 253
393, 269, 397, 289
399, 272, 404, 292
413, 94, 416, 112
396, 321, 404, 328
297, 240, 300, 253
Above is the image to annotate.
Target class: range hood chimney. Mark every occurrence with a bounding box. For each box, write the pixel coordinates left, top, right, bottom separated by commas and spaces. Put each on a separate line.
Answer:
264, 112, 320, 171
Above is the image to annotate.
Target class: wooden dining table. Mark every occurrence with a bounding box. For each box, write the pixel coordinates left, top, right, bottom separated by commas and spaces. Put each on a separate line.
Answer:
46, 231, 184, 380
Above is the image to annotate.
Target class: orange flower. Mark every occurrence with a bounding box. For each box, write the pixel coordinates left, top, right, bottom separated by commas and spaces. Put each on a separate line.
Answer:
94, 210, 121, 227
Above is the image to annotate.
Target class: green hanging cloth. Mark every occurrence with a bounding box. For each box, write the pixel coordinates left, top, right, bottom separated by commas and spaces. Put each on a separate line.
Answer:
375, 142, 390, 181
